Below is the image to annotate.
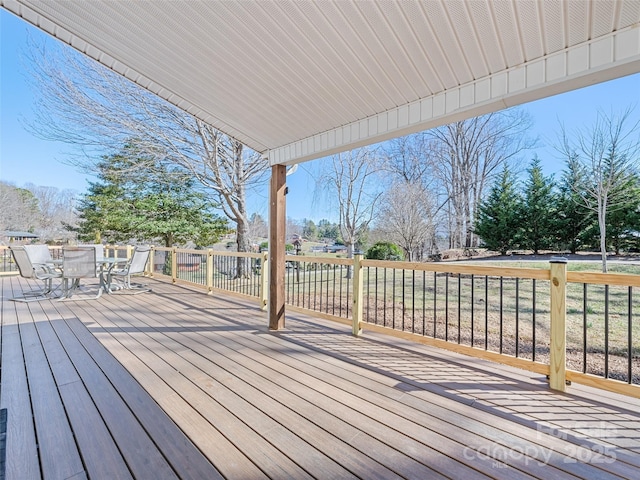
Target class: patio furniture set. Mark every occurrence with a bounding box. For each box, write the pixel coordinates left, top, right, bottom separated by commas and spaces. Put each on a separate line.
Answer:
8, 244, 151, 302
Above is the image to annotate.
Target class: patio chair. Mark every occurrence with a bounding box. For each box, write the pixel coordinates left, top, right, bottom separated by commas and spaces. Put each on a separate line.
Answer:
9, 245, 62, 302
60, 246, 103, 300
106, 245, 151, 294
86, 244, 105, 261
23, 244, 53, 265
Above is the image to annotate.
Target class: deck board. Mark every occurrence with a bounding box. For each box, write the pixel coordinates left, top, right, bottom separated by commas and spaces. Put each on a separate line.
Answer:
18, 311, 85, 480
60, 317, 225, 480
99, 299, 427, 480
134, 290, 613, 479
2, 276, 640, 479
47, 316, 179, 479
1, 279, 40, 480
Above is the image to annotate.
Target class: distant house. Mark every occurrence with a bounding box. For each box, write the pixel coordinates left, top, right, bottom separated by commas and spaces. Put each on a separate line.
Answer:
2, 231, 40, 243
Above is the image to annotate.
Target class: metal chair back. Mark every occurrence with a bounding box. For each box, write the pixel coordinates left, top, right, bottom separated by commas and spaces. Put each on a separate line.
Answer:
9, 245, 62, 301
62, 247, 97, 279
127, 246, 151, 274
23, 244, 53, 266
80, 244, 105, 261
10, 246, 38, 279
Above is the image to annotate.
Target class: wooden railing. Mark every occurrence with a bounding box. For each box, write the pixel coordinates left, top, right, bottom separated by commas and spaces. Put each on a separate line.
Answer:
3, 245, 637, 397
273, 254, 639, 398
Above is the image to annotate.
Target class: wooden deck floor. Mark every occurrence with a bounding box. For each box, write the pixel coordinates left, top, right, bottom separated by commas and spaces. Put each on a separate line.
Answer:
2, 275, 640, 480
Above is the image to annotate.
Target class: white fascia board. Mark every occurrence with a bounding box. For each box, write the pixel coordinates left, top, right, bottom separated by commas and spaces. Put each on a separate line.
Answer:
269, 25, 640, 166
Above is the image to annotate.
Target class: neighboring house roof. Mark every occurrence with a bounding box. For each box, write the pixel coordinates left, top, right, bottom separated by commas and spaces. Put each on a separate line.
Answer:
3, 231, 40, 238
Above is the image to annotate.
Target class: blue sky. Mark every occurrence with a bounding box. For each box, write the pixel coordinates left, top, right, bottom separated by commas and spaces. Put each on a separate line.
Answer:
2, 9, 640, 222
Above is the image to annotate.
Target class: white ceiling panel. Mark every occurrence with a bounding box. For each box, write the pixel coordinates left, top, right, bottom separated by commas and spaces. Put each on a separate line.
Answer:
2, 0, 639, 165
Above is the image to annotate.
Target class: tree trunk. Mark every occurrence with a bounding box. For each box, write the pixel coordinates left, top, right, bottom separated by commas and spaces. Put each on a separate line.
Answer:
235, 215, 250, 278
162, 234, 173, 275
345, 243, 354, 279
599, 208, 608, 273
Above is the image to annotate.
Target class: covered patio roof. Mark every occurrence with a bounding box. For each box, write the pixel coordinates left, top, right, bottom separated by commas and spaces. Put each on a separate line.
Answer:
4, 0, 640, 330
3, 0, 640, 165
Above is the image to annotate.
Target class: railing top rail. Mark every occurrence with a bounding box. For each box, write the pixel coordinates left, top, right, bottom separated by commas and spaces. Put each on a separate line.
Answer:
210, 250, 261, 259
567, 270, 640, 287
360, 259, 551, 280
150, 246, 261, 259
172, 248, 209, 256
284, 255, 353, 266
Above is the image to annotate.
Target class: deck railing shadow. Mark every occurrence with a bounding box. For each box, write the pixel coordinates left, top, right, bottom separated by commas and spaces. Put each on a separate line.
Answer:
274, 314, 639, 467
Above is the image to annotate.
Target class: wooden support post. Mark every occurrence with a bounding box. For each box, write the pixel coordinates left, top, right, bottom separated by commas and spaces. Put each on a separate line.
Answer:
352, 254, 363, 336
260, 251, 269, 311
549, 257, 567, 392
171, 246, 178, 284
269, 164, 286, 330
206, 249, 214, 295
148, 246, 155, 277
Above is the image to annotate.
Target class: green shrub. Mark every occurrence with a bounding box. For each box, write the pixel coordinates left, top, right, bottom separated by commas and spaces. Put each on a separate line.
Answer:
365, 242, 404, 261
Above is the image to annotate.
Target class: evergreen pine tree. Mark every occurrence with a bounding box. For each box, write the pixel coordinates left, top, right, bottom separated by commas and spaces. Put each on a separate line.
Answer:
605, 172, 640, 254
555, 156, 595, 253
474, 166, 522, 255
520, 157, 557, 254
72, 143, 228, 246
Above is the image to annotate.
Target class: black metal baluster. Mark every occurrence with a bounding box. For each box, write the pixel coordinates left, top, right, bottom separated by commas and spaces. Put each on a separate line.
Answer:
445, 273, 449, 342
485, 276, 489, 350
383, 268, 387, 328
457, 273, 461, 344
338, 264, 343, 317
532, 279, 536, 362
515, 278, 519, 357
605, 285, 609, 378
583, 283, 588, 373
346, 270, 351, 318
392, 268, 396, 330
412, 270, 416, 333
332, 264, 337, 315
375, 267, 379, 325
319, 263, 323, 313
471, 274, 475, 346
365, 266, 369, 324
422, 270, 426, 336
499, 277, 504, 354
433, 271, 437, 338
628, 286, 633, 384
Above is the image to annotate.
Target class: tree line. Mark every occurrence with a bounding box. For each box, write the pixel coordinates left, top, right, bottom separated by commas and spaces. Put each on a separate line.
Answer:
476, 110, 640, 272
0, 181, 77, 243
476, 157, 640, 257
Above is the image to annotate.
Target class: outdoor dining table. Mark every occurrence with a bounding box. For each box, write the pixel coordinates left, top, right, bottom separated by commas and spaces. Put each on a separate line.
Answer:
51, 256, 127, 297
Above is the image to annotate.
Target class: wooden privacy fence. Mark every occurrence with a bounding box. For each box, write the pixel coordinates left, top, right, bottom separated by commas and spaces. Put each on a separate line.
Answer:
3, 245, 637, 397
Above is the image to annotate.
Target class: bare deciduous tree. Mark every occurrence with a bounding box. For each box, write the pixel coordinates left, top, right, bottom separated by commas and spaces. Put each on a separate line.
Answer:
26, 184, 78, 242
559, 109, 640, 272
0, 182, 77, 242
0, 182, 41, 235
25, 36, 268, 269
319, 148, 382, 275
382, 133, 434, 185
247, 213, 268, 247
426, 110, 535, 249
377, 182, 435, 261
